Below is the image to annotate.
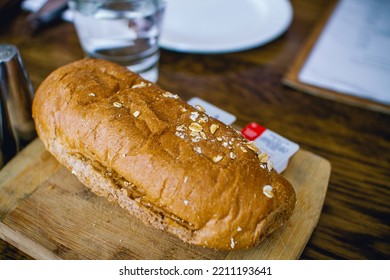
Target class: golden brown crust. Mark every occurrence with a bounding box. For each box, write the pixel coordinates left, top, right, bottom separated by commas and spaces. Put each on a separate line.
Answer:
32, 59, 296, 250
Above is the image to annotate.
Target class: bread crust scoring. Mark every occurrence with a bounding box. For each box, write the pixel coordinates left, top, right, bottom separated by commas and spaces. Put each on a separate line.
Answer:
32, 59, 296, 250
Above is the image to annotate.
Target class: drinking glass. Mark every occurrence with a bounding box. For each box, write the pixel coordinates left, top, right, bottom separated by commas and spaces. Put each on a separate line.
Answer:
69, 0, 166, 82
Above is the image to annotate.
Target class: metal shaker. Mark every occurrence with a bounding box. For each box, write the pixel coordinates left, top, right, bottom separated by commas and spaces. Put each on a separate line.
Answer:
0, 44, 36, 168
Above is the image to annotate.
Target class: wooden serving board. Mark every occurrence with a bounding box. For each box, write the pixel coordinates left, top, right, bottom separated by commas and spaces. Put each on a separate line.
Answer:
0, 138, 330, 260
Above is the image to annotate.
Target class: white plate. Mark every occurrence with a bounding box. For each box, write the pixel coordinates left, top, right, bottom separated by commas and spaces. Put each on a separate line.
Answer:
159, 0, 293, 54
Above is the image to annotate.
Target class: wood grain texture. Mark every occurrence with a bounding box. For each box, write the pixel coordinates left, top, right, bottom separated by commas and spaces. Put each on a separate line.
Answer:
0, 140, 329, 259
0, 0, 389, 259
0, 139, 60, 220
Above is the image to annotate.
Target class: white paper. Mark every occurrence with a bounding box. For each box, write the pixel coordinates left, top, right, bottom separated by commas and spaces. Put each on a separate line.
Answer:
299, 0, 390, 105
187, 97, 237, 125
253, 130, 299, 166
252, 129, 299, 173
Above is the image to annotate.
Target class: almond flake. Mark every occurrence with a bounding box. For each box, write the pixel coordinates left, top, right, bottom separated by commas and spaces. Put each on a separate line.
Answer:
88, 92, 96, 97
132, 81, 147, 88
198, 115, 208, 123
229, 152, 236, 159
267, 161, 274, 172
190, 130, 200, 137
210, 124, 219, 134
240, 146, 248, 153
194, 147, 202, 154
190, 111, 199, 121
246, 142, 259, 153
237, 226, 242, 232
133, 111, 141, 118
189, 122, 203, 132
213, 155, 223, 163
176, 124, 186, 132
191, 136, 201, 142
258, 153, 269, 163
230, 237, 236, 249
163, 92, 179, 99
200, 131, 207, 140
113, 101, 123, 108
263, 185, 274, 198
175, 131, 185, 139
184, 200, 189, 206
180, 106, 187, 112
195, 104, 206, 112
216, 137, 223, 142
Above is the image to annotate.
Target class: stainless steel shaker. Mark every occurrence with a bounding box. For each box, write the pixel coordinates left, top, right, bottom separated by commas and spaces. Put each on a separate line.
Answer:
0, 44, 36, 167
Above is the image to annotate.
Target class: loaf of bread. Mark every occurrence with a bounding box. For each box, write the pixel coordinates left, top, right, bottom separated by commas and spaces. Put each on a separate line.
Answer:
32, 59, 296, 250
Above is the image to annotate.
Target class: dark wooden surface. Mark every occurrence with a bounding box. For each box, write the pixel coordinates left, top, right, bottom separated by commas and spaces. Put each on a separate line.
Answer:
1, 0, 389, 260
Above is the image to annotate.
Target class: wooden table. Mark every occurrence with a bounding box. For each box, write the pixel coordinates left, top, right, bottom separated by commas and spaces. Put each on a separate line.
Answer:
1, 0, 389, 259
